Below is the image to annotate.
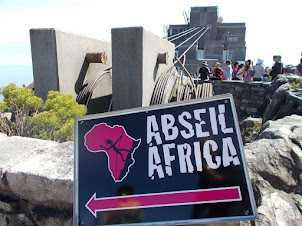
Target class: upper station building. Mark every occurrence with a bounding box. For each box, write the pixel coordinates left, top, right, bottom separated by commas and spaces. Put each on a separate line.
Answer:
167, 6, 246, 73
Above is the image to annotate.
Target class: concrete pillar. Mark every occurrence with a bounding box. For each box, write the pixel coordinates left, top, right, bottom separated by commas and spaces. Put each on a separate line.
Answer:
30, 29, 59, 100
30, 28, 112, 113
111, 27, 175, 111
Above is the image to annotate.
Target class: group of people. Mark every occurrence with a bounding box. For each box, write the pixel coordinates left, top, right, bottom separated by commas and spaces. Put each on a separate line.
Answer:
197, 55, 284, 82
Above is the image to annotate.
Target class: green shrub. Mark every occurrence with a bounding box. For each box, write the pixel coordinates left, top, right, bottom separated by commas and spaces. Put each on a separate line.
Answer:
0, 84, 86, 142
241, 121, 262, 145
290, 78, 302, 89
32, 91, 86, 141
0, 83, 43, 137
54, 118, 74, 142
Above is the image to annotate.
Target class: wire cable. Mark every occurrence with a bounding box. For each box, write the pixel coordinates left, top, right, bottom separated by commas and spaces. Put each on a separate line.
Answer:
164, 26, 196, 40
175, 27, 206, 49
178, 27, 209, 60
163, 26, 209, 75
169, 27, 200, 42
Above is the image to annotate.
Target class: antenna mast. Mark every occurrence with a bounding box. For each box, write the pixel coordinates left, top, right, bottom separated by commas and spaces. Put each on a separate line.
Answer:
182, 10, 190, 25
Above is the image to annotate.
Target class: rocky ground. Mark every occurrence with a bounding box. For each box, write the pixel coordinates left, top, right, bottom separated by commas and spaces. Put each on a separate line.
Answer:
0, 135, 73, 225
0, 75, 301, 225
0, 114, 301, 225
243, 115, 302, 225
263, 74, 302, 123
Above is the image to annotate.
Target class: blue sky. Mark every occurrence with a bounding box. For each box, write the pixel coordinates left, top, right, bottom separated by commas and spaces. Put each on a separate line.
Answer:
0, 0, 301, 88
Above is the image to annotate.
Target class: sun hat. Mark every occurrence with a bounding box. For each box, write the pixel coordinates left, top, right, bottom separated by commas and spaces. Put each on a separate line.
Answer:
202, 61, 208, 66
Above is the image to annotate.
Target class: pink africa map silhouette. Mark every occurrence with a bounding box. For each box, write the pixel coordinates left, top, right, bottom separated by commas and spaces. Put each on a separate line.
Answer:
84, 123, 141, 182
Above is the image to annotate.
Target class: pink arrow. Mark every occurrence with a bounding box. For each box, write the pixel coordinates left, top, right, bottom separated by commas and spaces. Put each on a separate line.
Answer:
85, 186, 242, 217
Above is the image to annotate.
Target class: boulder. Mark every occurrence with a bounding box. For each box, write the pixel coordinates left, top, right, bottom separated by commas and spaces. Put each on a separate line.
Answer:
268, 74, 289, 95
263, 75, 302, 123
262, 83, 291, 122
243, 115, 302, 225
0, 133, 73, 225
240, 117, 262, 130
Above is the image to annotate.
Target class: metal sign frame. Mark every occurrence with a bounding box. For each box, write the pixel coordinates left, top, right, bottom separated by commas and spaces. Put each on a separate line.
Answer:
74, 94, 257, 225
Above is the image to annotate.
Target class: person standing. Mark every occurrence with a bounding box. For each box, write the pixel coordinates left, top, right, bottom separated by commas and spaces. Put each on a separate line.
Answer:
243, 59, 253, 81
253, 59, 265, 81
236, 63, 245, 80
270, 55, 283, 80
232, 61, 239, 79
262, 67, 270, 82
222, 60, 233, 80
212, 62, 223, 80
198, 61, 211, 80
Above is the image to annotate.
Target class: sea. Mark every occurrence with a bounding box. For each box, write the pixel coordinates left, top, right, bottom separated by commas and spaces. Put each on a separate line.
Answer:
0, 65, 33, 102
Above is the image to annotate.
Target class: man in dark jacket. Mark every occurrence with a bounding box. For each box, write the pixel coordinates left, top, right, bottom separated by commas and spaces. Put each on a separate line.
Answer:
199, 61, 211, 80
270, 55, 283, 80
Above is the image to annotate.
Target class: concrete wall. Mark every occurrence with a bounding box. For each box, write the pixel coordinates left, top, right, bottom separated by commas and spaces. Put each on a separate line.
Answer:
213, 80, 270, 116
111, 27, 175, 110
217, 23, 246, 61
190, 7, 218, 40
204, 40, 224, 61
30, 28, 112, 113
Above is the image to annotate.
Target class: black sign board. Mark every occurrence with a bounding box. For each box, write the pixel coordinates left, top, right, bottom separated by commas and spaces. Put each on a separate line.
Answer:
74, 94, 257, 225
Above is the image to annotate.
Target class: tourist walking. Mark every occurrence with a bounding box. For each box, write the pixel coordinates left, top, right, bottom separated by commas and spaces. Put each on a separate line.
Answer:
270, 55, 283, 80
253, 59, 265, 81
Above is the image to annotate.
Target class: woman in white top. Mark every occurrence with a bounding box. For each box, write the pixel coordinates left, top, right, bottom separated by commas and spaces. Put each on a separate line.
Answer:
222, 60, 233, 80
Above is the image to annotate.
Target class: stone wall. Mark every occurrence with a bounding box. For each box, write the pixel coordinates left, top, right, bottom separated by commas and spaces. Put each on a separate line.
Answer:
212, 80, 270, 116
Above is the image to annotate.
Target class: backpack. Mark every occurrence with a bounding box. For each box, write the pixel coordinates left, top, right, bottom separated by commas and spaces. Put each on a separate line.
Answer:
215, 68, 221, 77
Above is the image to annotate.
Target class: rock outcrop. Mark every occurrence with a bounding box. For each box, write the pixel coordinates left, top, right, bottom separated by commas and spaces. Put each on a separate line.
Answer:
244, 115, 302, 225
0, 134, 73, 225
0, 115, 301, 225
263, 75, 302, 123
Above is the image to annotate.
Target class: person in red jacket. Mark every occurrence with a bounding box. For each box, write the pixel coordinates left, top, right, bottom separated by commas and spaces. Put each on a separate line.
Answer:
212, 62, 224, 80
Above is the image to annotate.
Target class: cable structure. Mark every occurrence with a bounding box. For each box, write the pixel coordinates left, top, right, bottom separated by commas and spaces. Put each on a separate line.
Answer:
169, 26, 200, 42
152, 26, 212, 105
164, 26, 197, 40
178, 27, 209, 61
175, 27, 206, 49
162, 26, 209, 76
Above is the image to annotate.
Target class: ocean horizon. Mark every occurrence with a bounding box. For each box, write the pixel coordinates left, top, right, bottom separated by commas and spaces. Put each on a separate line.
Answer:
0, 65, 33, 102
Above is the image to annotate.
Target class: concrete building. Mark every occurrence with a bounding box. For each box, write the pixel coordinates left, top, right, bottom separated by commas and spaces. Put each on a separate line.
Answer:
167, 6, 246, 73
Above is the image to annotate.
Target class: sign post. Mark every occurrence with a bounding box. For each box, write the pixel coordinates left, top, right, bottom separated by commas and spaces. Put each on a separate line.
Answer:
74, 94, 257, 225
